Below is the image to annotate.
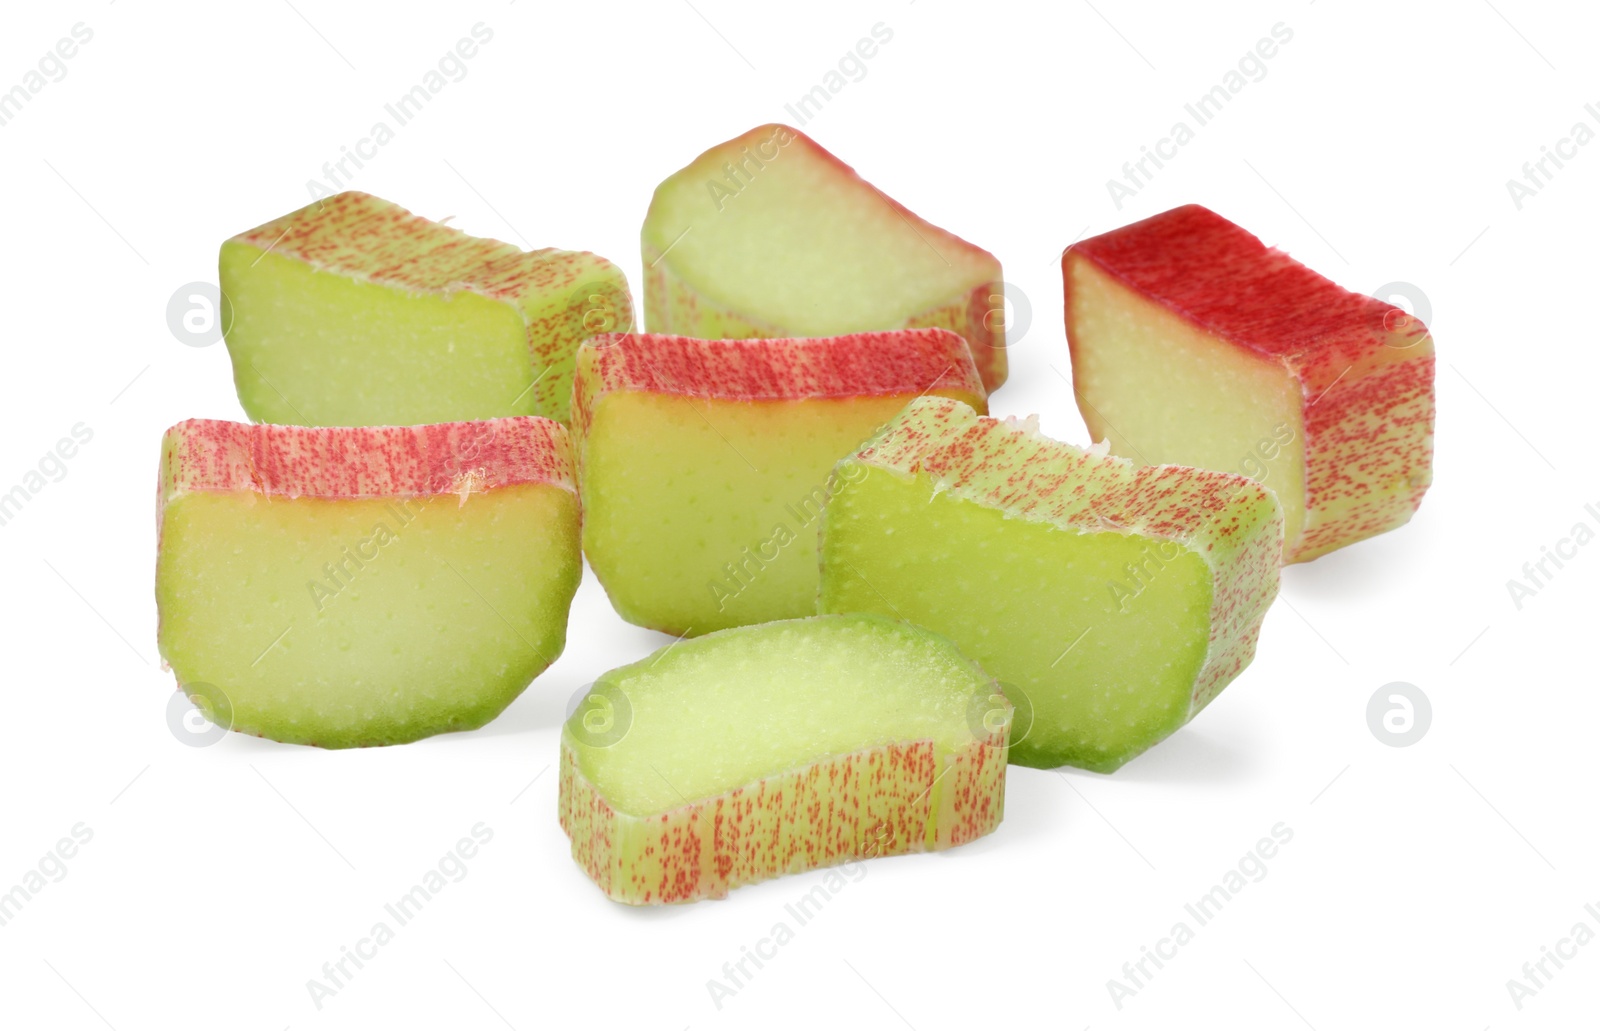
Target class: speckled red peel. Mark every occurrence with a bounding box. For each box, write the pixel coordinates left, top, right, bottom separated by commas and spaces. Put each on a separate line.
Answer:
220, 191, 632, 426
573, 330, 986, 636
159, 417, 576, 509
559, 614, 1010, 904
642, 123, 1008, 391
156, 417, 581, 748
570, 328, 985, 437
1064, 204, 1436, 563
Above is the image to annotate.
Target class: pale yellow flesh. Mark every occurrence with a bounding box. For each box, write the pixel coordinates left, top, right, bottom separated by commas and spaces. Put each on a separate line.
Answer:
582, 391, 970, 635
572, 615, 996, 817
157, 484, 579, 746
1070, 259, 1308, 549
820, 464, 1214, 771
221, 244, 537, 427
645, 142, 995, 334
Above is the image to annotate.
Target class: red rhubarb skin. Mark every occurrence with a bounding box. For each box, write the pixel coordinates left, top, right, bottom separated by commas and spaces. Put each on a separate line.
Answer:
158, 416, 576, 541
231, 192, 612, 302
642, 124, 1008, 392
228, 191, 632, 420
1064, 204, 1435, 562
845, 397, 1282, 715
559, 730, 1008, 905
569, 329, 988, 442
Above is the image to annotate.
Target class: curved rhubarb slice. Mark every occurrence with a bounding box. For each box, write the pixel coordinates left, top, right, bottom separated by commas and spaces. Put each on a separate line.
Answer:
573, 328, 986, 636
155, 416, 581, 747
220, 190, 632, 426
1064, 204, 1435, 562
818, 397, 1282, 773
642, 123, 1007, 391
559, 614, 1011, 904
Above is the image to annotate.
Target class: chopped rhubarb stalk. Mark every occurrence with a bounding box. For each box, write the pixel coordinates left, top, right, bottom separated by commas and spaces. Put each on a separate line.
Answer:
574, 328, 985, 636
819, 397, 1282, 772
560, 614, 1010, 904
1064, 204, 1435, 562
156, 416, 581, 747
643, 124, 1007, 391
221, 191, 631, 426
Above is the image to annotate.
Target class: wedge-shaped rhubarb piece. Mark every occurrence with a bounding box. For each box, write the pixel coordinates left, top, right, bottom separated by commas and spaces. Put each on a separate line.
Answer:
156, 416, 581, 747
1064, 204, 1435, 563
643, 124, 1008, 391
560, 614, 1010, 904
220, 191, 632, 426
574, 328, 986, 636
818, 397, 1282, 772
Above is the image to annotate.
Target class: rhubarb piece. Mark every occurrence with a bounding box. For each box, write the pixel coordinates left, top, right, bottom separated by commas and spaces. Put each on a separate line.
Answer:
155, 416, 581, 747
818, 397, 1282, 773
219, 191, 632, 426
573, 328, 985, 636
642, 123, 1008, 391
559, 613, 1010, 904
1064, 204, 1435, 562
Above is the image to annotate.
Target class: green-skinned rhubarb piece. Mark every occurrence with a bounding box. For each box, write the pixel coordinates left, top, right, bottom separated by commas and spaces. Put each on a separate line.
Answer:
573, 328, 986, 636
219, 191, 632, 426
156, 416, 581, 747
559, 614, 1011, 904
818, 397, 1282, 772
642, 124, 1007, 391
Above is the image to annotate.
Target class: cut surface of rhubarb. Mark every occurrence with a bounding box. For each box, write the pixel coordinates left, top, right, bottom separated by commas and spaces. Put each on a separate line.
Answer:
156, 417, 581, 747
220, 191, 632, 426
559, 614, 1010, 904
818, 397, 1281, 772
1064, 204, 1435, 562
573, 329, 985, 636
643, 123, 1007, 391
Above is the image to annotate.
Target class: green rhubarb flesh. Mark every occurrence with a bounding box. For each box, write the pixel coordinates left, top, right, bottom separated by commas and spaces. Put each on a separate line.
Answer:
573, 330, 985, 636
582, 392, 927, 635
155, 418, 581, 748
823, 465, 1211, 770
818, 398, 1283, 773
642, 124, 1007, 391
220, 191, 631, 426
221, 246, 535, 426
158, 487, 579, 747
560, 614, 1011, 903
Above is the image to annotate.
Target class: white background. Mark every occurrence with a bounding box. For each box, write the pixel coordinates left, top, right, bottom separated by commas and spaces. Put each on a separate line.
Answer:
1, 1, 1594, 1028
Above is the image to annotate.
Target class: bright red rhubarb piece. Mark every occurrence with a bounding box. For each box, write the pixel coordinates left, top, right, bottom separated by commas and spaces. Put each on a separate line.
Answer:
1064, 204, 1435, 562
